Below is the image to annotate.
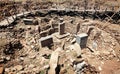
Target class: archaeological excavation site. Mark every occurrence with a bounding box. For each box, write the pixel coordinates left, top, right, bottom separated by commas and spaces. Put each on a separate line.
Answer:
0, 0, 120, 74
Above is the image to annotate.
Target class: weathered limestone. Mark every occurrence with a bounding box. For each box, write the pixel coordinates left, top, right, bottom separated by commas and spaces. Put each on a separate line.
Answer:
39, 35, 53, 48
70, 43, 81, 57
73, 43, 81, 57
76, 33, 88, 48
55, 21, 70, 39
14, 65, 23, 71
49, 47, 61, 74
73, 61, 87, 74
71, 38, 76, 44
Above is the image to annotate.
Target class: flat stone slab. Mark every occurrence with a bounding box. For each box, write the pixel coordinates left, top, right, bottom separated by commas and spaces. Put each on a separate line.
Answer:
49, 47, 62, 74
39, 35, 53, 47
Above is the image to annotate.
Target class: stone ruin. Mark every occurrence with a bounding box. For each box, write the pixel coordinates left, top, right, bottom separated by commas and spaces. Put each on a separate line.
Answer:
76, 33, 88, 48
39, 35, 53, 48
0, 0, 120, 74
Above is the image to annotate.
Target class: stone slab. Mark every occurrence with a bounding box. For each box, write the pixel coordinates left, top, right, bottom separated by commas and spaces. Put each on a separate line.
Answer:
39, 35, 53, 48
49, 47, 61, 74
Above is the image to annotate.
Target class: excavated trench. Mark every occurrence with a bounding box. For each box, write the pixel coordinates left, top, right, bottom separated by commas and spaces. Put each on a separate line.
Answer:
0, 9, 120, 74
0, 9, 120, 29
36, 10, 120, 22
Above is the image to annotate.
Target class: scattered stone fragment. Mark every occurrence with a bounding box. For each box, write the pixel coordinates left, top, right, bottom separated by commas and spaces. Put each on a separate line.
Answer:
23, 18, 38, 25
29, 55, 36, 59
98, 66, 102, 71
41, 65, 50, 70
14, 65, 23, 71
5, 56, 11, 61
73, 61, 87, 74
19, 57, 24, 61
5, 68, 10, 73
71, 38, 76, 44
28, 64, 35, 68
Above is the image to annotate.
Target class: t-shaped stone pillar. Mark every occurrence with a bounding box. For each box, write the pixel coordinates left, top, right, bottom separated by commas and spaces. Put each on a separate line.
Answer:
58, 21, 65, 35
55, 21, 70, 39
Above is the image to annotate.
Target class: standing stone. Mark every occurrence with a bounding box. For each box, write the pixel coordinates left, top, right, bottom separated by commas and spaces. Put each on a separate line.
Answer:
76, 33, 88, 48
87, 26, 94, 36
58, 21, 65, 35
76, 23, 80, 34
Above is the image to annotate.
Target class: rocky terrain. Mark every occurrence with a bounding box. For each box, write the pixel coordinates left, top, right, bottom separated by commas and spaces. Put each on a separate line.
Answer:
0, 0, 120, 74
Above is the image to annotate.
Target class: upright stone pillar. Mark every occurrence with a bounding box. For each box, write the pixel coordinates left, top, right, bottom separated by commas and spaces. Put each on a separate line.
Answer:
55, 21, 70, 39
76, 33, 88, 48
58, 21, 65, 35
